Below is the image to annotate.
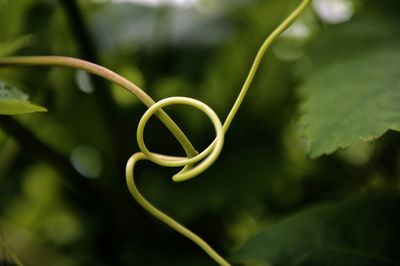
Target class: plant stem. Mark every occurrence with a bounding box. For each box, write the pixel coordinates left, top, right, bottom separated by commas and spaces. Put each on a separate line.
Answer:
59, 0, 99, 61
0, 56, 198, 159
59, 0, 125, 163
0, 115, 101, 197
222, 0, 312, 133
126, 153, 230, 266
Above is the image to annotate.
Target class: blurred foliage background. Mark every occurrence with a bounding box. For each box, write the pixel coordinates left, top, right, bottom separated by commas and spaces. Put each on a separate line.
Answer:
0, 0, 400, 265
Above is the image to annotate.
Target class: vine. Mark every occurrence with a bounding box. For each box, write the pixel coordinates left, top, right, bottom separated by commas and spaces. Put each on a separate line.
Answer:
0, 0, 311, 265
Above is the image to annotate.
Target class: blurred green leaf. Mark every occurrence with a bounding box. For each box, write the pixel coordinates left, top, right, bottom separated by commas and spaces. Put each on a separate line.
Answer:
0, 82, 47, 115
0, 234, 23, 266
300, 19, 400, 158
0, 35, 33, 57
232, 194, 400, 266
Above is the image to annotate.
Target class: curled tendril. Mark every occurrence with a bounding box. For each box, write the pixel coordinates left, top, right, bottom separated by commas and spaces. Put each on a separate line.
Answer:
127, 96, 228, 265
136, 97, 224, 182
0, 0, 311, 265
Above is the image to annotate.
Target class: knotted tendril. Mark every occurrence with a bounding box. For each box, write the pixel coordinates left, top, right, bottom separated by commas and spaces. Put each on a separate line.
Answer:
0, 1, 311, 264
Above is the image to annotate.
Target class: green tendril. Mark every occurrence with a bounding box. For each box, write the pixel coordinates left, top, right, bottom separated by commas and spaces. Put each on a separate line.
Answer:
0, 0, 311, 265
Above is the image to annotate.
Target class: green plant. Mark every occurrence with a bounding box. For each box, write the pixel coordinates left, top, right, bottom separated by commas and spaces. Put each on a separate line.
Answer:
2, 0, 400, 265
0, 1, 311, 265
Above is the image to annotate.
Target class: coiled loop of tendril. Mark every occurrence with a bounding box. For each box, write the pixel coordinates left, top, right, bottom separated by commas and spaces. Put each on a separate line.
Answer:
136, 96, 224, 182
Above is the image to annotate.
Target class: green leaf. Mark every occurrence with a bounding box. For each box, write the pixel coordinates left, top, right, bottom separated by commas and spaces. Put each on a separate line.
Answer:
0, 82, 47, 115
0, 35, 33, 57
232, 194, 400, 266
0, 226, 23, 266
299, 19, 400, 158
